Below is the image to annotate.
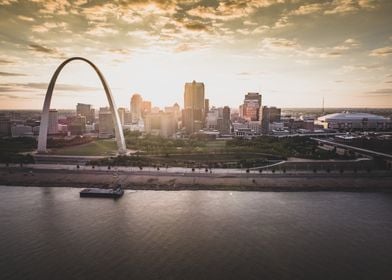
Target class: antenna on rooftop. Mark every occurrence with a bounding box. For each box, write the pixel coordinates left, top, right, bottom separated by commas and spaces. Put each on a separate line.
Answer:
322, 96, 325, 115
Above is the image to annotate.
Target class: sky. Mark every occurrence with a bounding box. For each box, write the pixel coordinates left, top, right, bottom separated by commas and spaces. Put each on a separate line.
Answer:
0, 0, 391, 110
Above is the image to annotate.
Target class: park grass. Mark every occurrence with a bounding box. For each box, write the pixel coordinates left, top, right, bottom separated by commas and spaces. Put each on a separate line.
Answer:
49, 139, 118, 156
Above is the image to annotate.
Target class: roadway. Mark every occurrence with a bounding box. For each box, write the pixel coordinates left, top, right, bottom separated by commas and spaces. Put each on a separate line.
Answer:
1, 163, 390, 178
311, 138, 392, 159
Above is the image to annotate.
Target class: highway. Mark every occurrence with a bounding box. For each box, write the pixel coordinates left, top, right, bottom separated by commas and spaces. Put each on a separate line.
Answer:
311, 138, 392, 159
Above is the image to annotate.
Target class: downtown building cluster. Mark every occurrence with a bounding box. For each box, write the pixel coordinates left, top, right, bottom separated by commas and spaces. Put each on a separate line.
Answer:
1, 80, 392, 140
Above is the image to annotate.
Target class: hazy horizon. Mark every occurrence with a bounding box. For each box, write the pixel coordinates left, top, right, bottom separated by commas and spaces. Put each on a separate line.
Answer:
1, 106, 392, 112
1, 0, 392, 110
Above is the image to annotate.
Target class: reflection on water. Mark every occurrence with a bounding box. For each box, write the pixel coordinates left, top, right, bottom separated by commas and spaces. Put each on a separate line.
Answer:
1, 186, 392, 280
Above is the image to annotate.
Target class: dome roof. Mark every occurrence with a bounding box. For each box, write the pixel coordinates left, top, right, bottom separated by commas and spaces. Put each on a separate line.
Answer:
318, 112, 388, 122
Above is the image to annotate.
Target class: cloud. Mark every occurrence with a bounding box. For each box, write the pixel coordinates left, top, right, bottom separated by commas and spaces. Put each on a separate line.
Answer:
0, 93, 30, 99
370, 46, 392, 56
340, 64, 383, 73
86, 26, 119, 37
17, 15, 35, 22
174, 43, 194, 53
80, 3, 118, 22
289, 3, 325, 16
184, 21, 209, 31
28, 43, 66, 58
324, 0, 378, 15
243, 20, 258, 26
31, 26, 49, 33
31, 22, 68, 33
0, 72, 27, 77
0, 58, 14, 64
237, 72, 252, 76
35, 0, 71, 15
325, 0, 360, 15
261, 37, 299, 50
302, 39, 360, 58
28, 44, 56, 54
0, 82, 101, 93
334, 38, 360, 50
358, 0, 378, 9
26, 83, 100, 92
0, 0, 17, 5
366, 88, 392, 96
273, 16, 290, 28
320, 51, 343, 57
286, 0, 378, 17
108, 48, 130, 55
187, 0, 284, 21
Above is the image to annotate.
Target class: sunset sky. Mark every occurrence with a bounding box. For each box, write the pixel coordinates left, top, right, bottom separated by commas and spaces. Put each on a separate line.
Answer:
0, 0, 391, 110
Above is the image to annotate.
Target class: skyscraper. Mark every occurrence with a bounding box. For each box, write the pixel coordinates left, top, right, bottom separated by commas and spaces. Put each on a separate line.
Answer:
145, 112, 176, 138
48, 109, 58, 135
165, 103, 181, 129
117, 107, 126, 125
67, 115, 86, 136
98, 107, 114, 138
76, 103, 95, 124
243, 92, 262, 121
204, 99, 209, 120
130, 93, 143, 123
261, 106, 281, 134
221, 106, 231, 134
183, 80, 205, 134
142, 100, 152, 117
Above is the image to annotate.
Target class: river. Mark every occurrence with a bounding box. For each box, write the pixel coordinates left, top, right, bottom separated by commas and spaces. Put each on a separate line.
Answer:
1, 186, 392, 280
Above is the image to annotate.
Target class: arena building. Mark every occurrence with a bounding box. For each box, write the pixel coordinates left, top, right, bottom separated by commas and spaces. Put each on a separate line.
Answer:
316, 112, 391, 131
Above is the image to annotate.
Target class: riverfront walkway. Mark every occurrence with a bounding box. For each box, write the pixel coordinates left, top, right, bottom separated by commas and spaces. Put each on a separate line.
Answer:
1, 164, 392, 191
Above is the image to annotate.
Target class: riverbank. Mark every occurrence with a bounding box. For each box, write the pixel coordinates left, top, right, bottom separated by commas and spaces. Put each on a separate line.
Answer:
1, 166, 392, 192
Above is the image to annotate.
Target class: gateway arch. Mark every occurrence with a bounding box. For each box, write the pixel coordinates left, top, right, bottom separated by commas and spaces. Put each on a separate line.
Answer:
37, 57, 127, 154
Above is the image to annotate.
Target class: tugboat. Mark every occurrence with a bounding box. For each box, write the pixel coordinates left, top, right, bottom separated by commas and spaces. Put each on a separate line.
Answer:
80, 184, 124, 198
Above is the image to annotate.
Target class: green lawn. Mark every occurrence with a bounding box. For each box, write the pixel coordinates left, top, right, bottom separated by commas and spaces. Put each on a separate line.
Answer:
49, 139, 118, 156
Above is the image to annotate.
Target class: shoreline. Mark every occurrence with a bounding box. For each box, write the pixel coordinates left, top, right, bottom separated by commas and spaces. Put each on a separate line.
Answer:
1, 167, 392, 192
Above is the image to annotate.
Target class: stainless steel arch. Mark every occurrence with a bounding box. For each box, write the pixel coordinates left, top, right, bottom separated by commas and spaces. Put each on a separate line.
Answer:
37, 57, 127, 154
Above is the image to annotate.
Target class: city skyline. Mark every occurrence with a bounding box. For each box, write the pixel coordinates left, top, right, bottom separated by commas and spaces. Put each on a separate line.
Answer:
0, 0, 392, 110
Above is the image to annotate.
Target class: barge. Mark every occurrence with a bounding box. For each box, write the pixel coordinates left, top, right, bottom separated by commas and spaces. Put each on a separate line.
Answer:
80, 185, 124, 198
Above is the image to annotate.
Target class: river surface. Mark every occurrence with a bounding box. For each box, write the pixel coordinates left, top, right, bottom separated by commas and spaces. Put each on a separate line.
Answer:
0, 186, 392, 280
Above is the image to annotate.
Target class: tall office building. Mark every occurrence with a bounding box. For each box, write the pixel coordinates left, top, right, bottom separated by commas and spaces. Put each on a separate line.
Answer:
207, 106, 231, 134
268, 107, 281, 123
142, 101, 152, 117
183, 80, 205, 134
165, 103, 181, 129
145, 112, 176, 138
130, 93, 143, 123
206, 107, 219, 130
239, 105, 244, 118
261, 106, 281, 134
221, 106, 231, 134
172, 103, 180, 119
204, 99, 209, 120
48, 109, 58, 135
67, 115, 86, 135
76, 103, 95, 124
117, 107, 126, 125
98, 107, 114, 138
243, 92, 262, 121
